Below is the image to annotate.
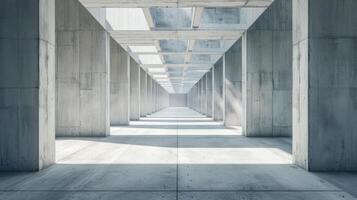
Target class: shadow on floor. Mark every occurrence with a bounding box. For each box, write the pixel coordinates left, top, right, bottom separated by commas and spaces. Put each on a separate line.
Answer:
0, 164, 355, 200
56, 135, 292, 154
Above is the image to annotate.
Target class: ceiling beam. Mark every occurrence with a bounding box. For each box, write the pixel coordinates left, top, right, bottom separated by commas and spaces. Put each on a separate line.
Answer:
132, 51, 224, 55
110, 30, 243, 41
142, 64, 213, 68
80, 0, 273, 8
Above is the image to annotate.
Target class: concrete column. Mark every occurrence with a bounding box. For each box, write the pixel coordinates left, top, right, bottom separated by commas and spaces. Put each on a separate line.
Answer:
242, 0, 292, 137
110, 40, 129, 125
56, 0, 110, 136
293, 0, 357, 171
213, 58, 224, 121
192, 84, 199, 112
225, 39, 243, 127
140, 68, 147, 117
130, 58, 140, 121
147, 76, 153, 114
201, 75, 207, 115
0, 0, 55, 171
206, 69, 213, 117
153, 82, 157, 112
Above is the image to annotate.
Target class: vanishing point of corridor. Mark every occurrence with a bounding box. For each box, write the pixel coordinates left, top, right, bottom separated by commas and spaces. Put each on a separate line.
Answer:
0, 108, 354, 199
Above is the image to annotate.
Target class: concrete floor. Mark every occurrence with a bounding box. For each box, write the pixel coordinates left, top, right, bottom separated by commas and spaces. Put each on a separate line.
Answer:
0, 107, 356, 199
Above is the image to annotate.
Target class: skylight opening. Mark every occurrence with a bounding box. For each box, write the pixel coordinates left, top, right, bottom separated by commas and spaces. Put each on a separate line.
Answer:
106, 8, 149, 30
139, 55, 162, 64
153, 74, 168, 78
147, 67, 166, 73
129, 46, 158, 53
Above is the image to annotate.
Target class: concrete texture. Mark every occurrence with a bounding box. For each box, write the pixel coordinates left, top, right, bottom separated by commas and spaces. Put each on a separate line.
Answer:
225, 39, 243, 127
0, 0, 55, 171
56, 0, 110, 136
213, 58, 224, 121
187, 84, 198, 112
0, 108, 356, 199
140, 68, 148, 117
110, 38, 129, 126
200, 75, 207, 115
206, 69, 213, 117
292, 0, 357, 171
242, 0, 292, 137
130, 58, 140, 121
169, 94, 187, 107
147, 76, 153, 114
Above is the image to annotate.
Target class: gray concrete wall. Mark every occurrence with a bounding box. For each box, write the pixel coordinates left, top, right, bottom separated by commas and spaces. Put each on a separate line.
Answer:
225, 39, 243, 127
158, 86, 169, 110
110, 39, 129, 125
170, 94, 187, 107
293, 0, 357, 171
213, 58, 224, 121
140, 68, 147, 117
206, 69, 213, 117
242, 0, 292, 137
130, 58, 140, 121
56, 0, 110, 136
0, 0, 55, 171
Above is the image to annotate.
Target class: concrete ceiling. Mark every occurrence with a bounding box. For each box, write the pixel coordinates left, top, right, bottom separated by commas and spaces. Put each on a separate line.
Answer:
81, 1, 273, 93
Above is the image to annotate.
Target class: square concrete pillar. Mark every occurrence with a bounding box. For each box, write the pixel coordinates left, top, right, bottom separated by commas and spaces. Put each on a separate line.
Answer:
0, 0, 55, 171
206, 69, 213, 117
130, 58, 140, 121
200, 75, 208, 115
56, 0, 110, 136
140, 69, 147, 117
293, 0, 357, 171
225, 39, 243, 127
242, 0, 292, 137
213, 58, 224, 121
110, 40, 130, 126
147, 76, 153, 114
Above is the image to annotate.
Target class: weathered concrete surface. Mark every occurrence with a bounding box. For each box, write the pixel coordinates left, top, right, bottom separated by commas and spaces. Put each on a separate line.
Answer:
242, 0, 292, 137
206, 69, 213, 117
169, 94, 187, 107
130, 58, 140, 121
147, 76, 153, 114
187, 84, 199, 112
160, 87, 170, 110
213, 58, 224, 121
110, 39, 129, 125
200, 75, 207, 115
225, 39, 243, 127
153, 82, 158, 112
0, 0, 55, 171
1, 108, 356, 199
56, 0, 110, 137
293, 0, 357, 171
140, 68, 148, 117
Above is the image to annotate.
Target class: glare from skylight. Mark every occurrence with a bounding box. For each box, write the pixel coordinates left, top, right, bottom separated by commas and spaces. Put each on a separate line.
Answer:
153, 74, 168, 78
106, 8, 149, 30
148, 67, 166, 73
139, 55, 162, 64
129, 46, 158, 53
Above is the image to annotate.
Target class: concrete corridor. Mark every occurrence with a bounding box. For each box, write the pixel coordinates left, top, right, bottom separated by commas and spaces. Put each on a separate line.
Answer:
0, 107, 356, 200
